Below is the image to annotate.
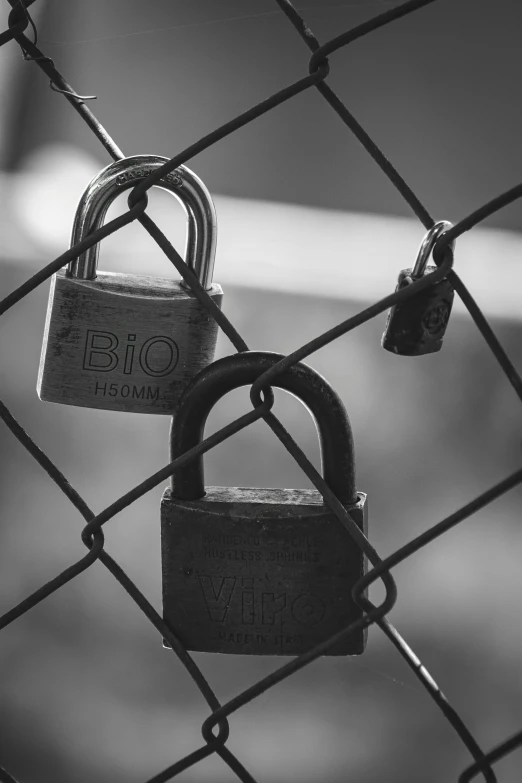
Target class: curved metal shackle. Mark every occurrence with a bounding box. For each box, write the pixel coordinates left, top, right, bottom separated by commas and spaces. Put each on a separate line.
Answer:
411, 220, 455, 280
67, 154, 217, 289
170, 351, 358, 505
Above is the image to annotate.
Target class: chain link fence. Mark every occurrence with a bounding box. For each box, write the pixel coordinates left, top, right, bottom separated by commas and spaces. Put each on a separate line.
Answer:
1, 1, 522, 781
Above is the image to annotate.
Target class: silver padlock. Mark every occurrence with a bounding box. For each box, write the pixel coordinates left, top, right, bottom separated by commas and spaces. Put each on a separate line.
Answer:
37, 154, 222, 414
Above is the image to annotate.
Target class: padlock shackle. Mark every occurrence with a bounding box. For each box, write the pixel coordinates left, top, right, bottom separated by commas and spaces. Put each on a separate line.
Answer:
67, 154, 217, 289
411, 220, 454, 280
170, 351, 357, 505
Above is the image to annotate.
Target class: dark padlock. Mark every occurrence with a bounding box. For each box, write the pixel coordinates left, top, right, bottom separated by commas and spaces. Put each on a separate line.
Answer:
382, 220, 455, 355
161, 351, 367, 656
37, 154, 222, 413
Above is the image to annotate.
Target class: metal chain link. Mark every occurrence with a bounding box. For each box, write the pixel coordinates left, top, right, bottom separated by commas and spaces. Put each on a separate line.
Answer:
1, 1, 521, 781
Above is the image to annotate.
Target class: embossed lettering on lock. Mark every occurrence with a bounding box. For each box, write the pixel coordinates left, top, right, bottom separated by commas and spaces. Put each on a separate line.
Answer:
37, 154, 222, 413
161, 351, 367, 656
382, 221, 455, 356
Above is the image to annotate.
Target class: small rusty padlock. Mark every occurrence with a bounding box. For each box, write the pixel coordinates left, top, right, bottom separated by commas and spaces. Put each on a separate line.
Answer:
382, 220, 455, 355
37, 154, 222, 413
161, 351, 367, 656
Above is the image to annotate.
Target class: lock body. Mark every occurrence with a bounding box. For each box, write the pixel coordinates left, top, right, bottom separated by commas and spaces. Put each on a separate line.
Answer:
37, 270, 222, 414
381, 265, 454, 356
161, 486, 367, 655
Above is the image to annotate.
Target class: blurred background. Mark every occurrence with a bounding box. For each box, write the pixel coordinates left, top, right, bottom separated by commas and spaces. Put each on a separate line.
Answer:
1, 1, 522, 781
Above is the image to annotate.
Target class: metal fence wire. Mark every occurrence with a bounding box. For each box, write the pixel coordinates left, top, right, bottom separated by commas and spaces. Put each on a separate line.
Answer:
1, 0, 522, 781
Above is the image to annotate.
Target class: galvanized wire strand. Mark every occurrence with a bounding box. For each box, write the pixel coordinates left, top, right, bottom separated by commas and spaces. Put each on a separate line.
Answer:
435, 181, 522, 250
446, 271, 522, 403
356, 467, 522, 596
0, 532, 104, 631
308, 0, 439, 72
374, 616, 495, 782
0, 0, 521, 780
6, 0, 37, 15
348, 468, 522, 778
459, 730, 522, 783
0, 768, 19, 783
126, 64, 329, 207
275, 0, 435, 228
0, 0, 31, 46
144, 746, 219, 783
0, 399, 232, 729
216, 748, 259, 783
312, 81, 435, 227
0, 398, 94, 519
135, 210, 249, 352
146, 744, 259, 783
11, 29, 124, 160
0, 14, 23, 45
0, 199, 147, 315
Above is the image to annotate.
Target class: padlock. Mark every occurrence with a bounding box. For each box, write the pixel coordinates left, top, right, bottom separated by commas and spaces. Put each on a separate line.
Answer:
37, 154, 222, 413
161, 351, 367, 656
382, 220, 455, 355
